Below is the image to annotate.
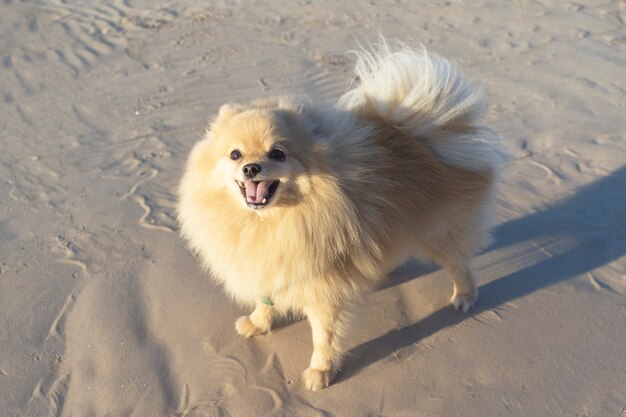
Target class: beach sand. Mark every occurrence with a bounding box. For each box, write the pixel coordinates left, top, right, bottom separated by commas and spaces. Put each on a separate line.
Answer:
1, 1, 625, 416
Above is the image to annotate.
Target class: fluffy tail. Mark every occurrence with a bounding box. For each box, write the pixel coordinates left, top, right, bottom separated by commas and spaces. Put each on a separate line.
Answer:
338, 39, 506, 172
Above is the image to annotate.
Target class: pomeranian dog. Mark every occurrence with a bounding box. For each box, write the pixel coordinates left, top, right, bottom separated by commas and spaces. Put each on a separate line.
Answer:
178, 40, 504, 390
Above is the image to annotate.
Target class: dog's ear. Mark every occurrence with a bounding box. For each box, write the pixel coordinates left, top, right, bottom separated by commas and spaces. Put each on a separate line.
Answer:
217, 103, 243, 120
209, 103, 243, 131
207, 103, 244, 139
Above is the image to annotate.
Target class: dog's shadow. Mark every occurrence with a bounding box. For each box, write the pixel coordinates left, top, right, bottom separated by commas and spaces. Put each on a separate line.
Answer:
338, 165, 626, 381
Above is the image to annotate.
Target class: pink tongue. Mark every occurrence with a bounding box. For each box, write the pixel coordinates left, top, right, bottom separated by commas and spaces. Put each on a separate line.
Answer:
244, 181, 270, 204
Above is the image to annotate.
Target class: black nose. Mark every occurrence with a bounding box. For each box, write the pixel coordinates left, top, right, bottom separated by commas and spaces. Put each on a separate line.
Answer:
242, 163, 262, 178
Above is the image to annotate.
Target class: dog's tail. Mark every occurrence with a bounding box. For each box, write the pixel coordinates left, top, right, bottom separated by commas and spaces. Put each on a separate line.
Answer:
338, 39, 506, 172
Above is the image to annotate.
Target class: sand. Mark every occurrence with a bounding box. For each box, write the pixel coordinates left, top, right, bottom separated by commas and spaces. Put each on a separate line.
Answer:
1, 0, 625, 416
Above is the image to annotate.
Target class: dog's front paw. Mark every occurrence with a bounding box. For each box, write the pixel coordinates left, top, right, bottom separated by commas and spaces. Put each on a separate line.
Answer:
303, 367, 334, 391
451, 288, 478, 313
235, 316, 269, 337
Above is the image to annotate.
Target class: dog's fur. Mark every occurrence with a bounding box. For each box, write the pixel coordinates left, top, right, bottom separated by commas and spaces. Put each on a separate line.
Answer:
178, 41, 505, 390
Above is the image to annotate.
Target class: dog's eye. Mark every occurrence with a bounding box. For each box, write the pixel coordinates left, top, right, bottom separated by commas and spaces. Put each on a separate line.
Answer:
230, 150, 242, 160
268, 148, 286, 161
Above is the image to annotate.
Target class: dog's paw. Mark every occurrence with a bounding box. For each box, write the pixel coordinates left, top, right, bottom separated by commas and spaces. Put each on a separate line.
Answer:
303, 367, 333, 391
451, 289, 478, 313
235, 316, 269, 337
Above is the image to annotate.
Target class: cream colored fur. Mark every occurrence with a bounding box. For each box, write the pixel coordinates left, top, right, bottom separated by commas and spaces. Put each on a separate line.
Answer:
177, 41, 503, 391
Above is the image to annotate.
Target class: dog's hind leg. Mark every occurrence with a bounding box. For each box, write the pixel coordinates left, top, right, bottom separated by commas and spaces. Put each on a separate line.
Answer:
423, 242, 479, 313
442, 262, 478, 312
235, 300, 273, 337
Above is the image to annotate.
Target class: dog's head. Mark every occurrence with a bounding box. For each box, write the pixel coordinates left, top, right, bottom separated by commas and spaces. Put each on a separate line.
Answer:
196, 99, 318, 212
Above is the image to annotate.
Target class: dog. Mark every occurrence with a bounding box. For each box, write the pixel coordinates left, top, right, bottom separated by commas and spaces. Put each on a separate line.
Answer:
178, 40, 505, 390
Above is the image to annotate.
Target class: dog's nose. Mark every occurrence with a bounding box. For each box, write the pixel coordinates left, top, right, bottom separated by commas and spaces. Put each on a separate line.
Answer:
242, 163, 262, 178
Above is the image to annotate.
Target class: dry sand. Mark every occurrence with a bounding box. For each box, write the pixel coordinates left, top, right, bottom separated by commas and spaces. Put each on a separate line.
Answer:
1, 1, 625, 416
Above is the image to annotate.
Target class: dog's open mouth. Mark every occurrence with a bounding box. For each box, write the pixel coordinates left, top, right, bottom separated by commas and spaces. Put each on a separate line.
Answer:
237, 179, 280, 209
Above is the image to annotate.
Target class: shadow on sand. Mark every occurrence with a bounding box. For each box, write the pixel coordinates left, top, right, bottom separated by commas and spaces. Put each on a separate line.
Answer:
340, 165, 626, 380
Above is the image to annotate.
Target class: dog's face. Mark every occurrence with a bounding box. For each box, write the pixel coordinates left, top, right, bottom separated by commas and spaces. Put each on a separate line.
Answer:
204, 103, 314, 211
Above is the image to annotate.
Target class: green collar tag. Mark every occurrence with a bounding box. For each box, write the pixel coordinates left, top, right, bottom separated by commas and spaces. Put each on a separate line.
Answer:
261, 296, 274, 306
